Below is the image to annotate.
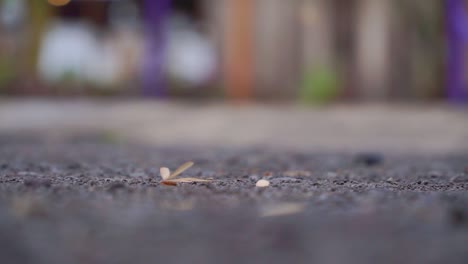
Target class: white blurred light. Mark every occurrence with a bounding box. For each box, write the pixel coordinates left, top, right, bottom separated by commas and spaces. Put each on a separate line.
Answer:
166, 15, 216, 87
38, 21, 121, 86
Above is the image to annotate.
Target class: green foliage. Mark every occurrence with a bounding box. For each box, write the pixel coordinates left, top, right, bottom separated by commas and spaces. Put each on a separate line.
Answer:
299, 67, 339, 104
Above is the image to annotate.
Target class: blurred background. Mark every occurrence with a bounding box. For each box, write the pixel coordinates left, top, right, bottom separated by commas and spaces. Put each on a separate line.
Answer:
0, 0, 467, 153
0, 0, 464, 102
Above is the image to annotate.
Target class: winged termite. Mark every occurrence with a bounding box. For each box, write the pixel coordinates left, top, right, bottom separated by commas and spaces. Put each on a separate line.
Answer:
159, 161, 212, 186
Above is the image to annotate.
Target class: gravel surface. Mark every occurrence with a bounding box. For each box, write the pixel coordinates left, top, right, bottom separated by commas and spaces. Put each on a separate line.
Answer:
0, 139, 467, 264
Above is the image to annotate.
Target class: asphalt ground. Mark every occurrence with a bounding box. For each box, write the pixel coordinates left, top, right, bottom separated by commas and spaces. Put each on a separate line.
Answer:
0, 139, 467, 264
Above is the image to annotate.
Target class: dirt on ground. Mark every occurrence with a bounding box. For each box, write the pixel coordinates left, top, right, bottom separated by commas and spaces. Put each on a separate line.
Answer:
0, 137, 467, 264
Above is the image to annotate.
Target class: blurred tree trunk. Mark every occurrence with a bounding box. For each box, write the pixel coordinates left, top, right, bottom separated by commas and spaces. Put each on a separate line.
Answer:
27, 0, 51, 93
254, 0, 301, 100
411, 0, 443, 100
390, 0, 443, 101
201, 0, 225, 97
298, 0, 341, 103
388, 0, 413, 100
355, 0, 391, 100
224, 0, 254, 101
300, 0, 334, 75
332, 0, 357, 100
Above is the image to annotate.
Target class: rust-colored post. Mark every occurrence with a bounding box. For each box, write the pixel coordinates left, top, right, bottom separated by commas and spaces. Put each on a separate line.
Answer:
224, 0, 254, 101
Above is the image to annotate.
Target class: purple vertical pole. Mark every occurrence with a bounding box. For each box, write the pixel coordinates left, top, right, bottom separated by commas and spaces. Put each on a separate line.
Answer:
141, 0, 171, 97
445, 0, 468, 103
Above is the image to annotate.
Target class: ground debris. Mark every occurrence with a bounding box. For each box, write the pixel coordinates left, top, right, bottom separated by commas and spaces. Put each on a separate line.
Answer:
256, 179, 270, 187
159, 161, 212, 186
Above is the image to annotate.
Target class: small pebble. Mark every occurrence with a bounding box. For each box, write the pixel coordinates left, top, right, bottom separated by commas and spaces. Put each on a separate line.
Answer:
256, 179, 270, 187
